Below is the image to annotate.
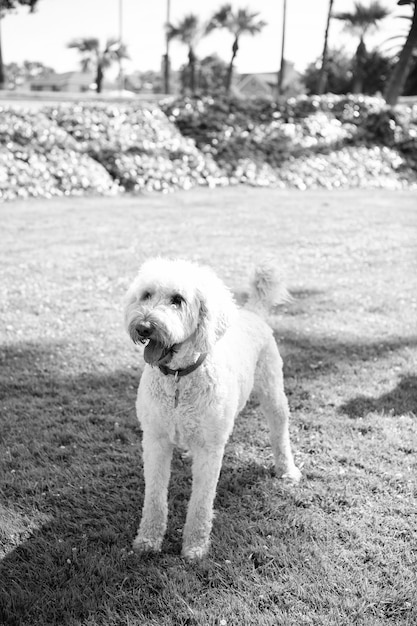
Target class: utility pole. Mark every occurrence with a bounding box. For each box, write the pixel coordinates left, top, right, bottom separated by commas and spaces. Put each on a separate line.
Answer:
317, 0, 334, 95
118, 0, 124, 92
164, 0, 171, 94
277, 0, 287, 98
0, 14, 4, 90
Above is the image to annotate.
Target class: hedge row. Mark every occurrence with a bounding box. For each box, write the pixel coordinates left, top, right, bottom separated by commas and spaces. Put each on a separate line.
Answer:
0, 95, 416, 201
0, 104, 225, 200
162, 94, 417, 172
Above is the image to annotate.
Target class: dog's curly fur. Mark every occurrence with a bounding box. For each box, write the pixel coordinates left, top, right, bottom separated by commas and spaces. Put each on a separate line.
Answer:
125, 258, 301, 560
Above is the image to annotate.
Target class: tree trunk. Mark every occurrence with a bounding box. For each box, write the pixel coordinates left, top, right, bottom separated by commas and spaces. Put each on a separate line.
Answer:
188, 47, 196, 93
317, 0, 334, 94
352, 39, 366, 94
164, 0, 171, 94
96, 62, 103, 93
226, 38, 238, 94
163, 53, 170, 95
0, 16, 4, 89
277, 0, 287, 97
384, 5, 417, 105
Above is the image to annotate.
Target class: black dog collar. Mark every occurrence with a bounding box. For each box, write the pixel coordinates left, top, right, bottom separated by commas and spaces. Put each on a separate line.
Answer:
158, 352, 208, 378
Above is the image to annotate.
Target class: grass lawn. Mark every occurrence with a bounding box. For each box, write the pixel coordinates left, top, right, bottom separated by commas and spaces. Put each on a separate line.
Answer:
0, 187, 416, 626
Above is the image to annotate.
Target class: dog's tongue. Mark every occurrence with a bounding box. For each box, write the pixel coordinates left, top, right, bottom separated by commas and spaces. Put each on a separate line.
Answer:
144, 340, 171, 366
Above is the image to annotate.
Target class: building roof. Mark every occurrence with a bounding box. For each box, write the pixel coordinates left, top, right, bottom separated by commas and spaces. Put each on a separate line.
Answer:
30, 71, 95, 88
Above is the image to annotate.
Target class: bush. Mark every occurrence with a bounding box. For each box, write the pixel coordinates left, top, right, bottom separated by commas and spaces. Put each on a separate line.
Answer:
161, 94, 417, 187
0, 107, 118, 201
276, 146, 413, 190
0, 103, 225, 200
0, 95, 416, 202
46, 103, 224, 192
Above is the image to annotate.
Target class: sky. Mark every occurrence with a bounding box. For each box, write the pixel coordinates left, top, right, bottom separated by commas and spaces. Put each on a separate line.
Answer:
0, 0, 409, 76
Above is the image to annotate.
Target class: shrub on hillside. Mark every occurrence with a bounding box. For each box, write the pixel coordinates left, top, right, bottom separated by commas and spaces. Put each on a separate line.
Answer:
0, 96, 416, 202
161, 94, 417, 185
162, 96, 357, 172
276, 146, 413, 190
100, 150, 225, 192
0, 107, 118, 200
0, 103, 225, 199
46, 103, 224, 192
0, 107, 78, 152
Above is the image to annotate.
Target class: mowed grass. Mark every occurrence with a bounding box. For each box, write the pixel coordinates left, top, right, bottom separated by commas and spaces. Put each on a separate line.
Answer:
0, 187, 416, 626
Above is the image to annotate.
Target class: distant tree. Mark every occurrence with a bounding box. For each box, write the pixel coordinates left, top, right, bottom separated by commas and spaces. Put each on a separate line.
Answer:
334, 1, 390, 93
4, 60, 54, 89
304, 46, 394, 95
317, 0, 335, 94
68, 37, 129, 93
0, 0, 37, 6
385, 0, 417, 104
167, 14, 203, 94
304, 48, 354, 94
178, 61, 196, 94
197, 54, 229, 95
206, 4, 266, 93
362, 49, 396, 93
403, 56, 417, 93
0, 0, 40, 88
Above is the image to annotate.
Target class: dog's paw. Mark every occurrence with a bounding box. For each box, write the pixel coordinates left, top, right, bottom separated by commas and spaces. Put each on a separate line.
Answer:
132, 535, 162, 554
182, 541, 210, 561
280, 465, 302, 484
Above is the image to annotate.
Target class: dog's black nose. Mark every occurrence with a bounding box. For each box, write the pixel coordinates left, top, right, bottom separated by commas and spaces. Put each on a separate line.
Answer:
136, 321, 154, 338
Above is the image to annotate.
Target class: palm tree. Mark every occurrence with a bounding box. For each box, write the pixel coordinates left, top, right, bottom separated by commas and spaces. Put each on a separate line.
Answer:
334, 0, 390, 93
278, 0, 287, 96
163, 0, 171, 94
317, 0, 335, 94
385, 0, 417, 105
167, 14, 202, 94
68, 37, 129, 94
206, 4, 266, 93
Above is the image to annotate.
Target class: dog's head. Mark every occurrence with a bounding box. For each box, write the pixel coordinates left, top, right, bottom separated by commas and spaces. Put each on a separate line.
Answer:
124, 258, 236, 365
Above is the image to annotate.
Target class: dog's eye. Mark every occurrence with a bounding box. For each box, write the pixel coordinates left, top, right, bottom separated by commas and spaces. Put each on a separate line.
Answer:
141, 291, 152, 301
171, 294, 184, 307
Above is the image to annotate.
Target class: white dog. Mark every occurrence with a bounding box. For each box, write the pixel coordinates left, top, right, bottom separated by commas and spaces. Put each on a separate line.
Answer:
124, 258, 301, 560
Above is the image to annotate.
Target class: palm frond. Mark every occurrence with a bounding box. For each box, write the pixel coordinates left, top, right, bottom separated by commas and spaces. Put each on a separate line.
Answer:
206, 3, 232, 34
67, 38, 99, 52
104, 38, 129, 59
236, 8, 266, 33
168, 13, 201, 45
206, 6, 266, 37
334, 0, 389, 37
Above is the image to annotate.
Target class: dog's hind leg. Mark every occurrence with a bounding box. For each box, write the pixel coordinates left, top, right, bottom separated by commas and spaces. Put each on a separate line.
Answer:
133, 432, 174, 553
255, 339, 301, 483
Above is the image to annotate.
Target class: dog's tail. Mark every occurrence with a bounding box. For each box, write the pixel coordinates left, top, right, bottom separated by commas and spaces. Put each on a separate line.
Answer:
245, 261, 291, 318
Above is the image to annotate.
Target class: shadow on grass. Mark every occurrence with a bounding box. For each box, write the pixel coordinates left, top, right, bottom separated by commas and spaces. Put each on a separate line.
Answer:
340, 375, 417, 419
280, 332, 417, 380
0, 340, 301, 625
0, 333, 416, 624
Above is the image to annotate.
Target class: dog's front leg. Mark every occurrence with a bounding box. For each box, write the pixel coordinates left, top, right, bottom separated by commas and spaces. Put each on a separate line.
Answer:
133, 432, 174, 554
182, 445, 225, 560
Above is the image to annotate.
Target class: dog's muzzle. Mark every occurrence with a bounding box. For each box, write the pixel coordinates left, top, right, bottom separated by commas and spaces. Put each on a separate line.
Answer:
135, 321, 154, 340
131, 320, 175, 367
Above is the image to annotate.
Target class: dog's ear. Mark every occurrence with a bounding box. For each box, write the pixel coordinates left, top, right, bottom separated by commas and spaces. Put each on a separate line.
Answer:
194, 267, 237, 353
